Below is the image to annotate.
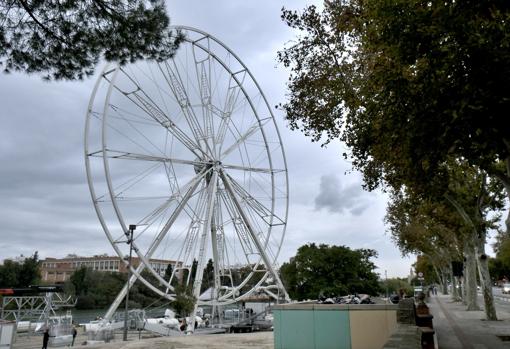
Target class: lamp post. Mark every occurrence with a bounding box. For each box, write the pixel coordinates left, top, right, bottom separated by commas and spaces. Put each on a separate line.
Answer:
123, 224, 136, 341
385, 270, 388, 303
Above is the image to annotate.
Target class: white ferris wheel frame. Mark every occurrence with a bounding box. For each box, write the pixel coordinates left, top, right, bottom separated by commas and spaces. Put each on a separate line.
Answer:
84, 26, 290, 321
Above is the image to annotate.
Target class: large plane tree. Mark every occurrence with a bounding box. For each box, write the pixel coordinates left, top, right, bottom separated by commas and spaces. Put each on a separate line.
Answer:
278, 0, 509, 202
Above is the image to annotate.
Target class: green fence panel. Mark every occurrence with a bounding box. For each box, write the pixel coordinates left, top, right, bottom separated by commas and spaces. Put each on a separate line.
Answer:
274, 309, 315, 349
313, 309, 351, 349
274, 308, 352, 349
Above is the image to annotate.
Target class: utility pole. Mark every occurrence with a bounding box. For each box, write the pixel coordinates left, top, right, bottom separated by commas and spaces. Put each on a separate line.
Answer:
123, 224, 136, 341
385, 270, 388, 303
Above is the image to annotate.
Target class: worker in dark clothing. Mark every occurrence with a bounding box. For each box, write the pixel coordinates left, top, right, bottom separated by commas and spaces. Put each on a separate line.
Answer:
42, 328, 51, 349
71, 327, 78, 346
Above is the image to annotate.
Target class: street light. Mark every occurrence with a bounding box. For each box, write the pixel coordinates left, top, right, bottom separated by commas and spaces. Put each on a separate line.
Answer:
123, 224, 136, 341
385, 270, 388, 303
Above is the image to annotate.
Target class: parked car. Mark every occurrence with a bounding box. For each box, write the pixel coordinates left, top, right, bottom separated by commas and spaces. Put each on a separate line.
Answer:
502, 283, 510, 294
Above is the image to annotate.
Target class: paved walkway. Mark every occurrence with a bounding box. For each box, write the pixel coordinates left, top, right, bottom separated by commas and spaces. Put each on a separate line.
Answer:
429, 293, 510, 348
13, 330, 274, 349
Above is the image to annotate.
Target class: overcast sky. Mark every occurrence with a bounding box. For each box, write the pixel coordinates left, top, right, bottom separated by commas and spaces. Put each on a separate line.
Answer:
0, 0, 420, 278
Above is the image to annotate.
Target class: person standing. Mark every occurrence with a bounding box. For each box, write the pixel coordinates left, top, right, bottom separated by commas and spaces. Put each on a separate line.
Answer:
71, 326, 77, 346
42, 328, 50, 349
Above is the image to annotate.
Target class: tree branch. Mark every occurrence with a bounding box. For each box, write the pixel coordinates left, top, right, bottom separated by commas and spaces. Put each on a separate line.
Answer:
17, 0, 68, 45
444, 193, 479, 240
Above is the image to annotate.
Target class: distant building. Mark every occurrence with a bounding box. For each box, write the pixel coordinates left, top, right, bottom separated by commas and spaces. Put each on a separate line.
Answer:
40, 254, 177, 283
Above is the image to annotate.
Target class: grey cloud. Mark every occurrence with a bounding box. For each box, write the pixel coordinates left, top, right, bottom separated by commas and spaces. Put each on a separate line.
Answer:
314, 174, 370, 215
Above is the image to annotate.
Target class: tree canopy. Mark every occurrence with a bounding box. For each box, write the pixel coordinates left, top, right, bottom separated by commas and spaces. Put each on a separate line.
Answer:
278, 0, 510, 192
0, 0, 183, 80
67, 266, 169, 309
0, 252, 41, 287
280, 243, 381, 300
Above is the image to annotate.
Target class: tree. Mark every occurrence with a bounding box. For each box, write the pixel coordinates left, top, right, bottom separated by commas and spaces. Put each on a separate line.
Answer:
0, 0, 184, 80
18, 251, 41, 286
164, 263, 173, 282
279, 1, 510, 196
488, 236, 510, 281
0, 252, 40, 287
170, 284, 195, 318
488, 257, 506, 283
0, 260, 20, 287
69, 267, 125, 309
69, 266, 89, 296
280, 243, 381, 301
380, 277, 413, 297
384, 160, 504, 318
202, 259, 214, 293
413, 255, 439, 286
385, 188, 462, 296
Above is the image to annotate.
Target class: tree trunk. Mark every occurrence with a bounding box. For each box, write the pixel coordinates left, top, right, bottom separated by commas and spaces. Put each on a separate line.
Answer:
459, 276, 464, 301
464, 247, 480, 310
441, 267, 449, 295
504, 157, 510, 236
452, 274, 460, 301
476, 238, 498, 320
461, 276, 467, 305
431, 263, 442, 293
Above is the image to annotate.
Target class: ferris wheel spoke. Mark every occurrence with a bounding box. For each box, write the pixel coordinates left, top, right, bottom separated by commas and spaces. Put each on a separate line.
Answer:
99, 196, 173, 202
111, 71, 207, 160
108, 104, 161, 126
108, 104, 169, 156
131, 167, 210, 288
221, 163, 283, 174
158, 60, 215, 158
136, 173, 204, 226
215, 76, 245, 152
220, 117, 272, 159
224, 173, 284, 226
218, 169, 289, 301
190, 39, 250, 157
219, 190, 255, 263
180, 183, 210, 275
93, 162, 161, 203
192, 37, 216, 157
94, 108, 165, 158
103, 149, 201, 167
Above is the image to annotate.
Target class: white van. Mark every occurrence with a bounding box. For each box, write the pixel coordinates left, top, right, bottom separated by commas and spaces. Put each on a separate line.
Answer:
502, 283, 510, 294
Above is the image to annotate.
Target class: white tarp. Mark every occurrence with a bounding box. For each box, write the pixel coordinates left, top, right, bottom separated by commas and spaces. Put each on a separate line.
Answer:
0, 321, 16, 349
199, 287, 214, 301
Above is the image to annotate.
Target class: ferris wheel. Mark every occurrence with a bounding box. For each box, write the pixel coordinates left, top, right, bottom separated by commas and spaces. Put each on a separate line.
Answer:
84, 26, 289, 321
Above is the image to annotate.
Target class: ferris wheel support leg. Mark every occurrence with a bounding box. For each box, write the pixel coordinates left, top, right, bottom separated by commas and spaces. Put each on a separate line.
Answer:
188, 170, 219, 333
219, 170, 290, 302
210, 214, 222, 312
